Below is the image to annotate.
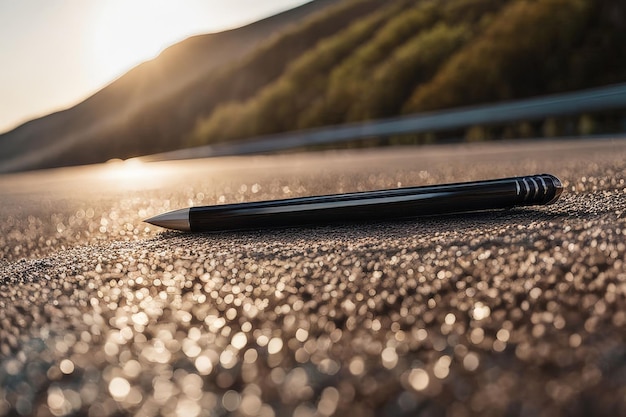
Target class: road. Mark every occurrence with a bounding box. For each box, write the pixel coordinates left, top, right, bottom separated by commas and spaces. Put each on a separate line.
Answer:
0, 138, 625, 417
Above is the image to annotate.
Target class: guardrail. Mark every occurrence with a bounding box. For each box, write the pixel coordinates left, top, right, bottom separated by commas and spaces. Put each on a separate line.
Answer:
145, 83, 626, 161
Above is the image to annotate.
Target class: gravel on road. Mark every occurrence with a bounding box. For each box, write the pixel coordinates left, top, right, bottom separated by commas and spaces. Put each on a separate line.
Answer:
0, 138, 625, 417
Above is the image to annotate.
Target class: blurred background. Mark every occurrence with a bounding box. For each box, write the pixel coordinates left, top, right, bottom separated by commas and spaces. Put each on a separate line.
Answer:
1, 0, 625, 173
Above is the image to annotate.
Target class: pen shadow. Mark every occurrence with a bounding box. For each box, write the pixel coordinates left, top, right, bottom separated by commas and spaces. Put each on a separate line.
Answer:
150, 207, 569, 245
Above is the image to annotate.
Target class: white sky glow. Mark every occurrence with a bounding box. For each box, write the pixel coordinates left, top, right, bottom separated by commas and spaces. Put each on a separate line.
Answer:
0, 0, 309, 133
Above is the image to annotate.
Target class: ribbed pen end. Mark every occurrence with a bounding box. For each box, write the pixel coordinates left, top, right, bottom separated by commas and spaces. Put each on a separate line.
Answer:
144, 208, 191, 231
545, 175, 563, 205
516, 174, 563, 206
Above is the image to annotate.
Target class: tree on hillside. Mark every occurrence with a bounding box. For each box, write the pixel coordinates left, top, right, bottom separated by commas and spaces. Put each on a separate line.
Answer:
297, 0, 441, 128
189, 1, 404, 144
402, 0, 592, 113
347, 23, 471, 120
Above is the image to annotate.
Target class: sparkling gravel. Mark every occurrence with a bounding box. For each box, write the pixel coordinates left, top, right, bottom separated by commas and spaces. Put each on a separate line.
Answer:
0, 138, 625, 417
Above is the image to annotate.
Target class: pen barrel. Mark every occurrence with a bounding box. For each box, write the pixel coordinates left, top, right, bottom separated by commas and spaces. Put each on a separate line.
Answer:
382, 174, 562, 215
189, 174, 563, 231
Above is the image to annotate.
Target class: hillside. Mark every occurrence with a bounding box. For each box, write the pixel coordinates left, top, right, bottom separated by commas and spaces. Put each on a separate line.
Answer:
0, 0, 351, 172
1, 0, 625, 172
190, 0, 626, 145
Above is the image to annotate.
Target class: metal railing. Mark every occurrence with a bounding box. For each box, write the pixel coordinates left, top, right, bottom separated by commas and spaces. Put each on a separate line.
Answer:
146, 83, 626, 161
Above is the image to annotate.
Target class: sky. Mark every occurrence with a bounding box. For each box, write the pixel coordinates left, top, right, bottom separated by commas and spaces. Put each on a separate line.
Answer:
0, 0, 310, 134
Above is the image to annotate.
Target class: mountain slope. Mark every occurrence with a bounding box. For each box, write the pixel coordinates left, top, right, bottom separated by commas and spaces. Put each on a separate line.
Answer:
190, 0, 626, 145
0, 0, 352, 172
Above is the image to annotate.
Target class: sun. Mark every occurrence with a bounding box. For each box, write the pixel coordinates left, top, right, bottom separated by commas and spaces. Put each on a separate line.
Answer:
87, 0, 208, 85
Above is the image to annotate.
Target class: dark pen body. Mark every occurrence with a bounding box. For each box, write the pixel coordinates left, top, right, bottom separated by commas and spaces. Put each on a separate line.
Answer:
146, 174, 562, 232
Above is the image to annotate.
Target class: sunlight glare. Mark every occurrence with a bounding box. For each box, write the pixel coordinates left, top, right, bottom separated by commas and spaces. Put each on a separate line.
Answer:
88, 0, 211, 84
97, 158, 189, 191
102, 158, 153, 182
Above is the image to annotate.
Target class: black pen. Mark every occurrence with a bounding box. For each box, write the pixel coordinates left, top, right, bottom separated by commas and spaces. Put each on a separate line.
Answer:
144, 174, 563, 232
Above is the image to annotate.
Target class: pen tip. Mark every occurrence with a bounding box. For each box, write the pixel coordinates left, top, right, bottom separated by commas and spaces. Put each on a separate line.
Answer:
144, 208, 191, 231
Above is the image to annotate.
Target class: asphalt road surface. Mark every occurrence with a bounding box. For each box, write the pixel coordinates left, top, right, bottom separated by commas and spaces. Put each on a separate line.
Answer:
0, 138, 625, 417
